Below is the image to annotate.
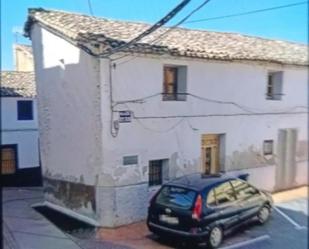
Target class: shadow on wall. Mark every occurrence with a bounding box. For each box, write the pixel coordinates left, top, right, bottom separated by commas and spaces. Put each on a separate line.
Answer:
36, 33, 102, 184
34, 30, 104, 220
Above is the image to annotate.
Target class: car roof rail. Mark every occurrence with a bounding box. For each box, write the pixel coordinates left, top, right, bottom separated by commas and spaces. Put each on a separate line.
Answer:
201, 173, 223, 178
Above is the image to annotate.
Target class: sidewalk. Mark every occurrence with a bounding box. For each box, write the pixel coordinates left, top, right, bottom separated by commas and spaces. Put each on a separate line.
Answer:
2, 188, 84, 249
2, 187, 132, 249
272, 186, 308, 203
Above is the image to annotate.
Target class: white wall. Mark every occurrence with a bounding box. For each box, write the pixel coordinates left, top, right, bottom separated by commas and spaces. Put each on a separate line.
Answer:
31, 24, 102, 185
1, 97, 38, 130
1, 97, 39, 169
100, 55, 308, 190
1, 130, 39, 169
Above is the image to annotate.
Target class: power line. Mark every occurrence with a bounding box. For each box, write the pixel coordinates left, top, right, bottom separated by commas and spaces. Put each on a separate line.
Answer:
133, 111, 308, 120
87, 0, 94, 16
134, 117, 185, 133
149, 0, 212, 45
111, 0, 212, 63
185, 1, 308, 24
103, 0, 191, 57
113, 91, 308, 114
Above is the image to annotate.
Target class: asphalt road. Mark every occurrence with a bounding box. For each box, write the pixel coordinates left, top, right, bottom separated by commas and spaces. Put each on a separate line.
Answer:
217, 198, 308, 249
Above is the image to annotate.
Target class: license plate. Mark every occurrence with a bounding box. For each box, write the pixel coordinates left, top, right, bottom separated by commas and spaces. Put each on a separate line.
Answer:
159, 215, 179, 225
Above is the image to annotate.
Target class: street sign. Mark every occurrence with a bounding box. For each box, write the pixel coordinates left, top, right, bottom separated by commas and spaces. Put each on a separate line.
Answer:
119, 111, 132, 123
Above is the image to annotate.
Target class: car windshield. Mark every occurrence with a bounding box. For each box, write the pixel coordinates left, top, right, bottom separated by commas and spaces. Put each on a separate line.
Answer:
155, 186, 197, 210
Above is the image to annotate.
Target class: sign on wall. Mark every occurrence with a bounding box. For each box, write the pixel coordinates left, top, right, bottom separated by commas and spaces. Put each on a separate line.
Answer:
119, 111, 132, 123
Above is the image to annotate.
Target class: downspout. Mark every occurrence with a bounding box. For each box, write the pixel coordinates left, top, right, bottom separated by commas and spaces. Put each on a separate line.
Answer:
108, 58, 119, 137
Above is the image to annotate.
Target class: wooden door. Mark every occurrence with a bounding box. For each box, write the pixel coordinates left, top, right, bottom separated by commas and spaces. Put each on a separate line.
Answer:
1, 147, 16, 175
202, 134, 220, 174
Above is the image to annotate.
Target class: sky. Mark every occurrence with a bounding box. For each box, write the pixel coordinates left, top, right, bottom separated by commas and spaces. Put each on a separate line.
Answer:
1, 0, 308, 70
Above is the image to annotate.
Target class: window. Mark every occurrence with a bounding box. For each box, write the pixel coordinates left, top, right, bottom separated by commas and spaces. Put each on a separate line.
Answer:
149, 160, 163, 186
17, 100, 33, 120
163, 65, 187, 101
263, 140, 273, 156
266, 71, 283, 100
155, 186, 196, 210
206, 189, 217, 206
213, 181, 236, 205
123, 155, 138, 165
230, 180, 259, 201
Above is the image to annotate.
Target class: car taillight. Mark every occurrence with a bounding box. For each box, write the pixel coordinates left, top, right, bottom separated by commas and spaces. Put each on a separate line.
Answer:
192, 194, 202, 220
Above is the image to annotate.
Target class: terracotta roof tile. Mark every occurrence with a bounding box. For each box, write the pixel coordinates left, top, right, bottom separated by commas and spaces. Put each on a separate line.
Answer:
25, 8, 308, 66
1, 71, 36, 97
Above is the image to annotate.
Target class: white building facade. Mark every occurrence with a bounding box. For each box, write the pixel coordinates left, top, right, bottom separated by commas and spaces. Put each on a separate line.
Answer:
26, 9, 308, 227
1, 71, 41, 186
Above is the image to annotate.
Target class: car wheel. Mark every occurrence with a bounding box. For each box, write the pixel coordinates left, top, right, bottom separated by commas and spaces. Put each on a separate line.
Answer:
207, 226, 223, 248
257, 205, 270, 224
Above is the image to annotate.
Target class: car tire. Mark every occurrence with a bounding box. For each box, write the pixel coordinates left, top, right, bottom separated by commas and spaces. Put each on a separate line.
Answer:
207, 226, 223, 249
257, 205, 270, 224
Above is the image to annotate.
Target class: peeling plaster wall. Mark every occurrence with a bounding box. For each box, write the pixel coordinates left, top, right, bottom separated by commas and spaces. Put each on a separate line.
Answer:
44, 178, 97, 220
100, 55, 307, 184
98, 55, 307, 225
31, 25, 102, 219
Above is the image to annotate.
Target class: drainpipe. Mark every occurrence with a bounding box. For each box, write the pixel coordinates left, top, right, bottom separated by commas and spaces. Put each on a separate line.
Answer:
108, 58, 119, 137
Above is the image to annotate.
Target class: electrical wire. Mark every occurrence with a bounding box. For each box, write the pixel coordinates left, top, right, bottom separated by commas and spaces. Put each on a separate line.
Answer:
148, 0, 212, 45
134, 117, 185, 133
133, 111, 308, 120
113, 93, 162, 107
103, 0, 191, 57
113, 91, 308, 114
87, 0, 94, 16
185, 1, 308, 24
111, 0, 212, 64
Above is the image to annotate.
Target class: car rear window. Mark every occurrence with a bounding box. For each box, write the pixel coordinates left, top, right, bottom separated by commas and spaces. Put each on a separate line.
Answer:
155, 186, 197, 210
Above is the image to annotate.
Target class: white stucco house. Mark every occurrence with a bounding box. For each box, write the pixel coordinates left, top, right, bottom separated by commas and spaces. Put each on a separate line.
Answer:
25, 8, 308, 227
1, 71, 41, 186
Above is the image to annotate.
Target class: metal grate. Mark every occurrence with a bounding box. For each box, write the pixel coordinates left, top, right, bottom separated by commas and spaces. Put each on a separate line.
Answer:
149, 160, 162, 186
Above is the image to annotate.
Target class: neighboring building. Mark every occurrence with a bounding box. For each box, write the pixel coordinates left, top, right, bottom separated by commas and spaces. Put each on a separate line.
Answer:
25, 9, 308, 227
14, 44, 34, 71
1, 71, 41, 186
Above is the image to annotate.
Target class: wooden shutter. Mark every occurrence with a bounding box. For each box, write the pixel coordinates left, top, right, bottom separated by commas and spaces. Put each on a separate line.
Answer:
163, 67, 178, 100
1, 147, 16, 175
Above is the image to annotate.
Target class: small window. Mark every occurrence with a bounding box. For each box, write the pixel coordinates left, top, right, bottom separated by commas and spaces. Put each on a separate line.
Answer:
266, 71, 283, 100
263, 140, 273, 156
123, 155, 138, 165
17, 100, 33, 120
163, 65, 187, 101
230, 180, 259, 201
149, 160, 163, 186
214, 181, 236, 205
